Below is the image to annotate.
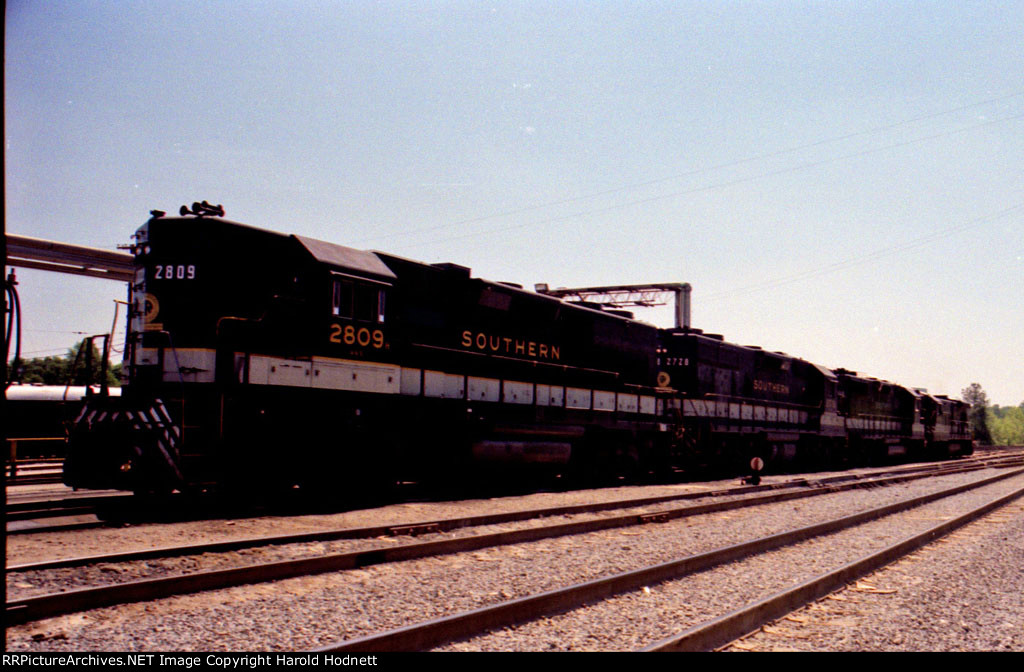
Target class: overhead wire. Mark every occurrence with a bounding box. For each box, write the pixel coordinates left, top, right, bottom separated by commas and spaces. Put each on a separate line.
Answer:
12, 347, 70, 358
405, 110, 1024, 250
23, 329, 91, 335
351, 90, 1024, 247
701, 201, 1024, 301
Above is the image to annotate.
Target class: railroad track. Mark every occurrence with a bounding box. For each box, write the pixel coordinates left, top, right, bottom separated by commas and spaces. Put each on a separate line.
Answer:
5, 457, 65, 484
6, 460, 64, 485
6, 456, 1024, 637
6, 455, 1010, 564
640, 479, 1024, 651
7, 451, 1020, 535
5, 491, 136, 535
323, 466, 1024, 651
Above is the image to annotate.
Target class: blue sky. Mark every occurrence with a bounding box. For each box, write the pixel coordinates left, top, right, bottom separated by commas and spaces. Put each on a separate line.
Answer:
5, 1, 1023, 405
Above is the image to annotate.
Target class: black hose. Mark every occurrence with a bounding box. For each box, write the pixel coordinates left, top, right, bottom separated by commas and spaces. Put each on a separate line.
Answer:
5, 272, 22, 388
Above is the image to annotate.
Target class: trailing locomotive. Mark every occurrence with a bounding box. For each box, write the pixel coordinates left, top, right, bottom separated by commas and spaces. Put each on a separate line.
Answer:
63, 209, 972, 495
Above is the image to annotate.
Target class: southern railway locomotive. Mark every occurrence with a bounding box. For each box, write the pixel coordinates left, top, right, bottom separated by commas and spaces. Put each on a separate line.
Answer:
63, 209, 972, 495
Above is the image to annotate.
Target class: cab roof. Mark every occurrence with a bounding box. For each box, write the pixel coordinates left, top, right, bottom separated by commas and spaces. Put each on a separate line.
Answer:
293, 234, 396, 280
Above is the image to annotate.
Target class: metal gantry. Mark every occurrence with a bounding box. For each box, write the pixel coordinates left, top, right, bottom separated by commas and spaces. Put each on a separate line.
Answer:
5, 234, 134, 282
535, 282, 692, 328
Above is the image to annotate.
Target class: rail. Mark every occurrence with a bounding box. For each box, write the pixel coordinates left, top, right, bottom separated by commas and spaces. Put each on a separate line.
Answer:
8, 460, 1020, 625
6, 437, 66, 482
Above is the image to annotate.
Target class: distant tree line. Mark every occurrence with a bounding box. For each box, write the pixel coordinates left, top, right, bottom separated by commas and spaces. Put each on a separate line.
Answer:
988, 404, 1024, 447
8, 340, 122, 388
962, 383, 1024, 447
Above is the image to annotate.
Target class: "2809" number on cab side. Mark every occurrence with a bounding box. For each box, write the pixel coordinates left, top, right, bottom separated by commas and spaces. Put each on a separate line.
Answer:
330, 324, 385, 349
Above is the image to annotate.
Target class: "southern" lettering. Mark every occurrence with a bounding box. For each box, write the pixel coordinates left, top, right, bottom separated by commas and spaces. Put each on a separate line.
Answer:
753, 379, 789, 395
461, 330, 561, 361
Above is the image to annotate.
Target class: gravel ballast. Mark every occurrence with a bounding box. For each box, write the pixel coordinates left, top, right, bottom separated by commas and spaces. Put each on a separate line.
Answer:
435, 471, 1024, 651
7, 480, 734, 566
724, 499, 1024, 652
5, 466, 1023, 651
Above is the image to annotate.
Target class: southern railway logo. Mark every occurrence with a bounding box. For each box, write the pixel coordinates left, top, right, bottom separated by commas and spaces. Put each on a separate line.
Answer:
142, 293, 159, 322
461, 330, 561, 361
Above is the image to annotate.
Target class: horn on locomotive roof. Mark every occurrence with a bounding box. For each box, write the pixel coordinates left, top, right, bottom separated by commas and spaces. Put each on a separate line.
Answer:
179, 201, 226, 218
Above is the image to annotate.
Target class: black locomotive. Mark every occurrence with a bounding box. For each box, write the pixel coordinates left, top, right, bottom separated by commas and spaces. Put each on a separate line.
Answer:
63, 210, 972, 495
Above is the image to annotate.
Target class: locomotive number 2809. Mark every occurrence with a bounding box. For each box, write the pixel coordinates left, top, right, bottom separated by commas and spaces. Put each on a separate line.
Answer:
330, 324, 385, 349
153, 264, 197, 280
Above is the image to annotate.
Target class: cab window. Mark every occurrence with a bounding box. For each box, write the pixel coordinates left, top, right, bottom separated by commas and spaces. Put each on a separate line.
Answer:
332, 279, 386, 323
